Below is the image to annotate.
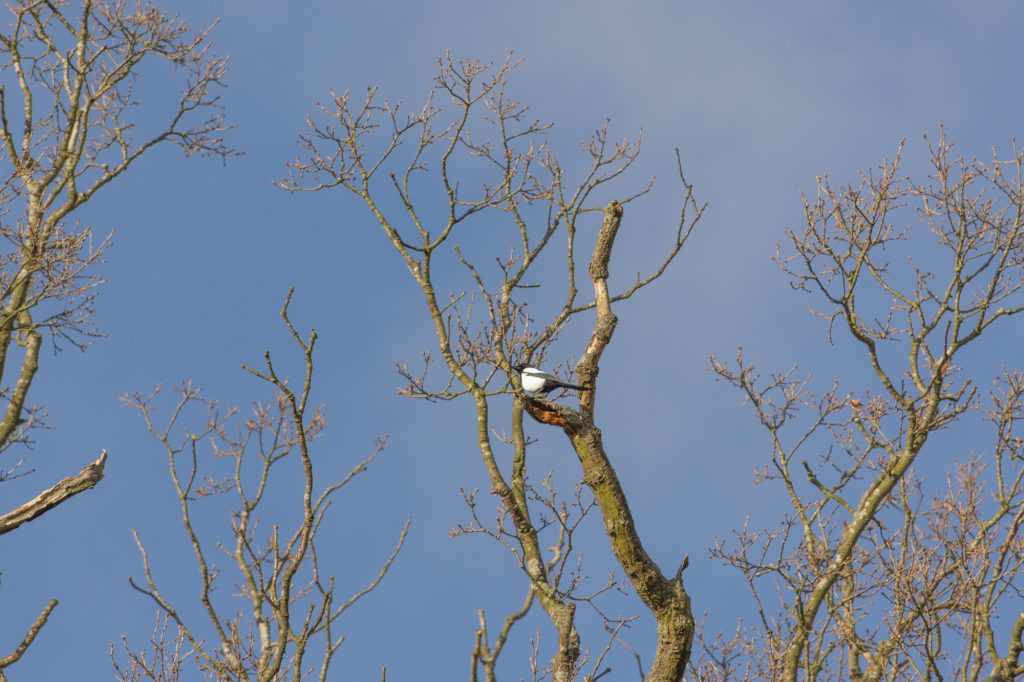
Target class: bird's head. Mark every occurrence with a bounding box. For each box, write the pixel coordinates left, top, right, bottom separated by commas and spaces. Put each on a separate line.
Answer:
512, 364, 525, 373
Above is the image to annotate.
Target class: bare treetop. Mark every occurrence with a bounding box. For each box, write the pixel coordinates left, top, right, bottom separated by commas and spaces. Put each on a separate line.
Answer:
707, 135, 1024, 680
1, 2, 233, 676
1, 1, 233, 208
280, 54, 701, 406
282, 54, 705, 681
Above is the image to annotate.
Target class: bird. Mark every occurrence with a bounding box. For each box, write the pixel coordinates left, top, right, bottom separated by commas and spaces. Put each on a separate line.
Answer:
512, 364, 585, 395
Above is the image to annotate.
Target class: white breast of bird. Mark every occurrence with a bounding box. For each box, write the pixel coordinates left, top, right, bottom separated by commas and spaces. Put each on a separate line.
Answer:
520, 369, 549, 393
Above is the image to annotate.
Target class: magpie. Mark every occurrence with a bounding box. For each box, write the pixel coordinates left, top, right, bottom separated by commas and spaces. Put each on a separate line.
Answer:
512, 364, 585, 395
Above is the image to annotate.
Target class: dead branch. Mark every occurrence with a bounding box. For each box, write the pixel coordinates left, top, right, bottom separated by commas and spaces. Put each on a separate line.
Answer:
0, 450, 106, 535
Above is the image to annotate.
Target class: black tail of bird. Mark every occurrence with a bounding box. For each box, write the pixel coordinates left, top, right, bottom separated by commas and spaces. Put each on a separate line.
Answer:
555, 380, 584, 391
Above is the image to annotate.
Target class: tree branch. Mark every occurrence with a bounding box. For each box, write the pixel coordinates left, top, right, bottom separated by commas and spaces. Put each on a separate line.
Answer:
0, 450, 106, 535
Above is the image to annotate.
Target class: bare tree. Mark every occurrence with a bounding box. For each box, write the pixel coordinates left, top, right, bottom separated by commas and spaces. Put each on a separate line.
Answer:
705, 134, 1024, 680
117, 290, 409, 682
280, 54, 704, 681
0, 0, 231, 675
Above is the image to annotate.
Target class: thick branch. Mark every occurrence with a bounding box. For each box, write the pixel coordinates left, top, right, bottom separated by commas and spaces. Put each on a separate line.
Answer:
577, 200, 622, 416
0, 450, 106, 535
525, 200, 694, 682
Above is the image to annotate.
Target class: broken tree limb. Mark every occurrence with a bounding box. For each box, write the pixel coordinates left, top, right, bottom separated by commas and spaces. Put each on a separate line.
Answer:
0, 451, 107, 536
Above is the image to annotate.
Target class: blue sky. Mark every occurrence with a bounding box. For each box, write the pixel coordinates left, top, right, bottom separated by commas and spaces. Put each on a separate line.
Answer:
2, 1, 1024, 679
